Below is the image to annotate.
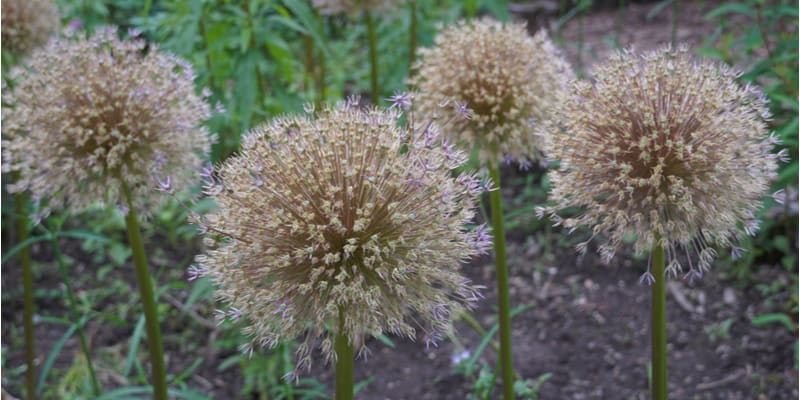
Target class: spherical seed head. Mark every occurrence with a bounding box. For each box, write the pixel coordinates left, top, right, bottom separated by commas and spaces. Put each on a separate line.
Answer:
2, 27, 212, 215
542, 46, 780, 277
311, 0, 402, 15
410, 19, 573, 165
1, 0, 59, 57
195, 100, 487, 368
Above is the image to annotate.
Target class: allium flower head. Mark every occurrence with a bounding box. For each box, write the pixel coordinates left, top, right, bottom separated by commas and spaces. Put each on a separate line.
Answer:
410, 19, 573, 165
2, 27, 212, 215
194, 99, 488, 368
1, 0, 60, 57
540, 46, 780, 278
311, 0, 402, 15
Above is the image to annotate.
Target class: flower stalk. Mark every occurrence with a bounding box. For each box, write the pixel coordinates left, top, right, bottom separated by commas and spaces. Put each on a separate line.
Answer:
334, 309, 354, 400
408, 0, 417, 74
365, 12, 379, 103
123, 183, 168, 400
650, 244, 667, 400
15, 192, 36, 400
488, 161, 514, 400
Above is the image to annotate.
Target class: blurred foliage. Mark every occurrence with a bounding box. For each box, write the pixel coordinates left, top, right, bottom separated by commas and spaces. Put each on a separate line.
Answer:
128, 0, 507, 161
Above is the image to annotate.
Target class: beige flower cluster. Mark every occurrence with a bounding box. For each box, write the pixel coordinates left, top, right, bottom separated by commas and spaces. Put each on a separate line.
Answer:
540, 46, 780, 279
1, 0, 59, 57
411, 19, 573, 165
3, 27, 212, 215
193, 99, 489, 368
311, 0, 403, 15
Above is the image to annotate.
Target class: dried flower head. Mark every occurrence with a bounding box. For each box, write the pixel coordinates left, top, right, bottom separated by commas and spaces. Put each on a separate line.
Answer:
194, 99, 489, 368
311, 0, 402, 15
2, 27, 212, 215
1, 0, 60, 57
540, 46, 780, 279
410, 19, 573, 165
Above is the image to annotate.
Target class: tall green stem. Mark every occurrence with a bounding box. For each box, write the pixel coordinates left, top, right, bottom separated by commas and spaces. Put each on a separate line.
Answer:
488, 161, 514, 400
49, 231, 101, 396
122, 183, 168, 400
671, 0, 679, 47
408, 0, 417, 74
334, 310, 354, 400
365, 12, 379, 103
650, 244, 667, 400
15, 193, 36, 400
615, 0, 625, 48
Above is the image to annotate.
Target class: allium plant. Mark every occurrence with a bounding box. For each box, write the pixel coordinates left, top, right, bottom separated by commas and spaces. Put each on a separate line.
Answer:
411, 19, 573, 399
410, 18, 573, 166
193, 98, 489, 399
1, 0, 59, 57
2, 27, 212, 400
540, 46, 780, 400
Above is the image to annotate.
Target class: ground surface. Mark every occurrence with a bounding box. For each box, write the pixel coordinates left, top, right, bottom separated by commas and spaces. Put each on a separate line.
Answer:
2, 1, 798, 399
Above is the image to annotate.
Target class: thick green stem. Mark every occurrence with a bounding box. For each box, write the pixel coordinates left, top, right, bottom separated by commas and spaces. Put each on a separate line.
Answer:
408, 0, 417, 74
488, 161, 515, 400
650, 245, 667, 400
671, 0, 679, 48
615, 0, 625, 48
334, 310, 354, 400
122, 184, 168, 400
50, 232, 101, 396
15, 193, 36, 400
365, 12, 379, 103
577, 5, 585, 76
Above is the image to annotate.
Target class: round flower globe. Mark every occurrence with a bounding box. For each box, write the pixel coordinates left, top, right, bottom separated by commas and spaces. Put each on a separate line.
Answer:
193, 100, 489, 369
411, 18, 573, 165
1, 0, 59, 57
2, 27, 212, 216
540, 46, 781, 280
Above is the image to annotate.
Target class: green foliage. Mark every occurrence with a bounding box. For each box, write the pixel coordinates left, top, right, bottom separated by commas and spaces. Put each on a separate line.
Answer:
703, 318, 734, 343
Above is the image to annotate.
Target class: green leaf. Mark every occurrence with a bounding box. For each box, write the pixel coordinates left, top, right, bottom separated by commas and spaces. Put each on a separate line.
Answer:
279, 0, 334, 60
778, 162, 798, 185
773, 235, 790, 253
37, 322, 79, 394
751, 313, 796, 331
647, 0, 674, 21
704, 3, 756, 20
462, 304, 534, 374
354, 376, 374, 394
233, 52, 260, 131
94, 386, 152, 400
375, 333, 396, 348
2, 235, 50, 264
170, 388, 213, 400
2, 230, 112, 264
171, 358, 204, 385
123, 315, 147, 377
